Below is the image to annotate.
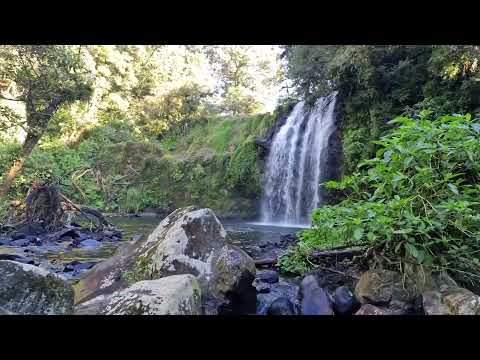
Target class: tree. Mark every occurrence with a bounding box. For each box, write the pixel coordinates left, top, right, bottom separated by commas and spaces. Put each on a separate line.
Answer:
0, 45, 93, 195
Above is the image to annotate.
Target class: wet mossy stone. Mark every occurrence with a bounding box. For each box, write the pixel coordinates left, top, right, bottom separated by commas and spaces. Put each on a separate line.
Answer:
0, 260, 74, 315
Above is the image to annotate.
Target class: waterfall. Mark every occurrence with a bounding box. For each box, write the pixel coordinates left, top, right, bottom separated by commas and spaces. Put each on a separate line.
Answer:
260, 93, 337, 226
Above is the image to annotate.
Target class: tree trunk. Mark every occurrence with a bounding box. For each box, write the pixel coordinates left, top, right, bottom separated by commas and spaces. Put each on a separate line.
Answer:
1, 131, 41, 196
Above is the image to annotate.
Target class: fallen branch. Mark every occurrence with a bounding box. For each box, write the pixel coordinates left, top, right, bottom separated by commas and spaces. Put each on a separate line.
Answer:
254, 258, 277, 266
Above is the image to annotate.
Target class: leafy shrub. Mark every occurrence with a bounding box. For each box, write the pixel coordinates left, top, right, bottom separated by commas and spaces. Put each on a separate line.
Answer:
281, 112, 480, 290
225, 136, 260, 197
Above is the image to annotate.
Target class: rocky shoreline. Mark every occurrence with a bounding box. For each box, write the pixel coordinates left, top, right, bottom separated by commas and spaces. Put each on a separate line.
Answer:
1, 206, 480, 315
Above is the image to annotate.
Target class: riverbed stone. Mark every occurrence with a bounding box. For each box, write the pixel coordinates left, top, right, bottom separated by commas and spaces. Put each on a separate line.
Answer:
210, 244, 256, 314
76, 274, 202, 315
256, 269, 279, 284
423, 287, 480, 315
354, 269, 420, 306
267, 297, 296, 315
105, 275, 202, 315
0, 260, 74, 315
333, 286, 360, 315
355, 304, 396, 315
299, 275, 334, 315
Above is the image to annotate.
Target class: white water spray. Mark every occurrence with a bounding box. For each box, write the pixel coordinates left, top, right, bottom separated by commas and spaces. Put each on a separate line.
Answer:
260, 94, 337, 226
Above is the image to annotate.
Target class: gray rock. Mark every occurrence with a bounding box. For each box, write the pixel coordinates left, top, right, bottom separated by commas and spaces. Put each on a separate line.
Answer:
256, 270, 279, 284
267, 297, 296, 315
423, 287, 480, 315
299, 275, 334, 315
0, 260, 74, 315
355, 304, 398, 315
79, 275, 202, 315
333, 286, 360, 315
354, 269, 420, 306
0, 306, 17, 315
210, 244, 256, 314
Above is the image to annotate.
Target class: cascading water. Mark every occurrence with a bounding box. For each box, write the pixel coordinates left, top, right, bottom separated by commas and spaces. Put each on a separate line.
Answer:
260, 93, 337, 226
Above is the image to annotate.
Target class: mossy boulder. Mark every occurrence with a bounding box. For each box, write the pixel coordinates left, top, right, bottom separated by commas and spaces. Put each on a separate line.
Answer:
210, 244, 256, 314
354, 269, 421, 306
0, 260, 74, 315
75, 206, 256, 314
77, 275, 202, 315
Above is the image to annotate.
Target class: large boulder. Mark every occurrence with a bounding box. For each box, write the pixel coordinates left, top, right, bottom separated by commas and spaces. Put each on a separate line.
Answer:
77, 275, 202, 315
299, 275, 334, 315
74, 206, 255, 314
209, 244, 256, 314
0, 260, 74, 315
354, 269, 420, 306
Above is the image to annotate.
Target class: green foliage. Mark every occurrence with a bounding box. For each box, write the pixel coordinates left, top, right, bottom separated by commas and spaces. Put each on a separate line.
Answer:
226, 136, 261, 197
281, 113, 480, 290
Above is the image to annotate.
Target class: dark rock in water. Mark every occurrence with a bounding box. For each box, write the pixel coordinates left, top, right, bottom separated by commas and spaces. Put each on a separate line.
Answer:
333, 286, 360, 315
131, 234, 142, 242
0, 254, 32, 263
211, 244, 257, 315
300, 275, 334, 315
256, 270, 279, 284
255, 282, 271, 294
257, 280, 299, 315
0, 260, 74, 315
10, 238, 31, 247
12, 233, 26, 240
267, 297, 296, 315
111, 236, 120, 242
78, 239, 102, 248
63, 261, 97, 276
0, 236, 11, 245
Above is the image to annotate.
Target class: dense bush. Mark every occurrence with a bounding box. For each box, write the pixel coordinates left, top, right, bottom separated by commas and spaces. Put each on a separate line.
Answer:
280, 112, 480, 290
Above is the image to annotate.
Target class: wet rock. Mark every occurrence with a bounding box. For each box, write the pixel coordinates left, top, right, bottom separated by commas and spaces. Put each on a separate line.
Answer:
10, 238, 32, 247
12, 233, 26, 240
257, 280, 299, 315
0, 236, 11, 245
79, 275, 202, 315
0, 305, 17, 315
354, 269, 420, 306
256, 269, 279, 284
267, 297, 296, 315
423, 287, 480, 315
299, 275, 334, 315
63, 261, 97, 275
255, 282, 271, 293
0, 260, 74, 315
74, 294, 113, 315
131, 234, 142, 242
355, 304, 396, 315
210, 244, 256, 314
78, 239, 102, 248
0, 253, 32, 263
333, 286, 360, 315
